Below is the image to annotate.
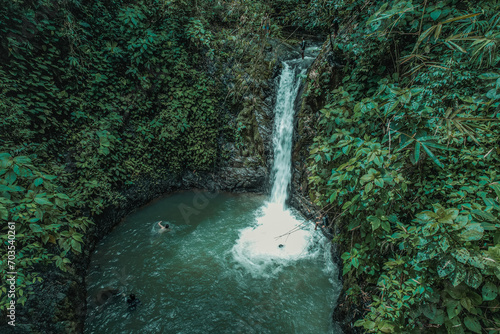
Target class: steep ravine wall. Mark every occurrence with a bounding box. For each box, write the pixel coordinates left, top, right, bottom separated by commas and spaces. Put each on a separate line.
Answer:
1, 41, 299, 334
289, 41, 362, 334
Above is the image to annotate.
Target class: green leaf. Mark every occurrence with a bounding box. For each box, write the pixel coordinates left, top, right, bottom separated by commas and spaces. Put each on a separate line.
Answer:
414, 142, 421, 163
453, 215, 469, 230
482, 281, 498, 301
430, 10, 442, 21
438, 259, 456, 277
430, 309, 445, 325
439, 209, 459, 224
13, 156, 30, 164
329, 192, 338, 203
34, 197, 53, 206
71, 239, 82, 253
478, 73, 500, 80
374, 178, 384, 187
0, 153, 12, 169
5, 171, 17, 185
489, 184, 500, 199
55, 193, 71, 200
423, 303, 437, 319
459, 223, 484, 241
0, 185, 11, 192
381, 220, 391, 232
486, 88, 500, 100
446, 299, 460, 319
0, 204, 8, 220
18, 296, 27, 306
452, 248, 470, 264
421, 143, 444, 168
472, 209, 498, 222
480, 222, 497, 231
423, 222, 439, 236
368, 216, 381, 231
446, 283, 467, 299
377, 321, 395, 333
439, 237, 450, 252
494, 233, 500, 246
355, 319, 376, 330
397, 138, 414, 151
365, 182, 373, 194
468, 255, 485, 269
461, 297, 473, 311
465, 270, 483, 289
445, 317, 464, 334
34, 178, 43, 187
342, 201, 352, 209
29, 224, 43, 233
463, 316, 481, 333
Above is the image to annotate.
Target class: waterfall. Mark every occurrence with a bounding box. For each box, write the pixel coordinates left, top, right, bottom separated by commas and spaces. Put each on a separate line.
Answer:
270, 61, 305, 206
232, 54, 321, 277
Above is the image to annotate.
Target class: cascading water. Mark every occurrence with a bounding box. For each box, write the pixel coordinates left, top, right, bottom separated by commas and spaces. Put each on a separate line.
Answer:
232, 54, 324, 277
270, 61, 304, 206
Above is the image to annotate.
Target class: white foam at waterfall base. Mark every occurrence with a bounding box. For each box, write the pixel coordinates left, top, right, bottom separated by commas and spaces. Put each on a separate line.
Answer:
232, 57, 322, 278
231, 202, 320, 278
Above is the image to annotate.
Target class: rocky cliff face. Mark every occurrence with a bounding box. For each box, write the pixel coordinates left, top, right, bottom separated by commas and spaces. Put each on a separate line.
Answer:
288, 42, 361, 334
0, 40, 297, 334
289, 41, 338, 229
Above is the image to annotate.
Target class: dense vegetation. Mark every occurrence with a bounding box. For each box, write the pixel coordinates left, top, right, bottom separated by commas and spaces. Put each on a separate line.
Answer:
2, 0, 500, 333
302, 0, 500, 332
0, 0, 278, 313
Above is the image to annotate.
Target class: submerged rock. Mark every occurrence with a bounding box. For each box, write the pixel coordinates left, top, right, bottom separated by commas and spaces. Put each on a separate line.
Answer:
94, 287, 120, 306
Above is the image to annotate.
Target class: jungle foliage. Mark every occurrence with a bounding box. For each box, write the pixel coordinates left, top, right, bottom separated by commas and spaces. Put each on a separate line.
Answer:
0, 0, 279, 312
305, 0, 500, 332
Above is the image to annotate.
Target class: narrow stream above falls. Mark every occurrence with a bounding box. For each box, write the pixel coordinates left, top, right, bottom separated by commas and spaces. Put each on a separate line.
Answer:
85, 49, 342, 334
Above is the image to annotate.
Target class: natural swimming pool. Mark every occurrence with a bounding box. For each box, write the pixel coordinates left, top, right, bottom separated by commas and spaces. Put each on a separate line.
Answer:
84, 190, 341, 334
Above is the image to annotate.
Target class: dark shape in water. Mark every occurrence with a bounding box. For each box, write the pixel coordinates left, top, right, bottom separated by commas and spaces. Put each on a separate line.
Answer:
127, 294, 140, 311
95, 287, 120, 306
